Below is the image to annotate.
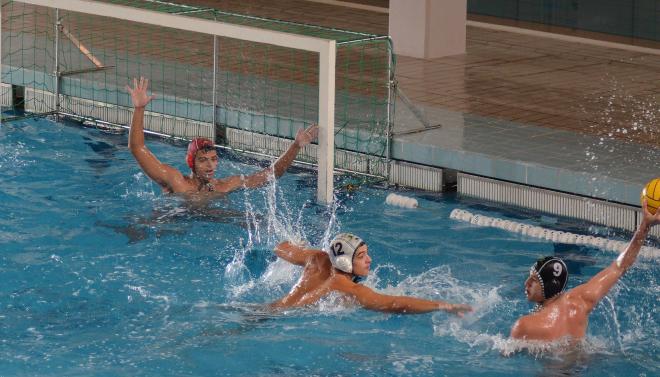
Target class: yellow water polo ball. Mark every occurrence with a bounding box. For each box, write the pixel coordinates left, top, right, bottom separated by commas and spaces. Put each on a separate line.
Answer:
641, 178, 660, 215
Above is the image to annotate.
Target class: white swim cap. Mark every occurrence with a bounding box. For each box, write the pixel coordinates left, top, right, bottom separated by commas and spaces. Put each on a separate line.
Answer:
328, 233, 365, 274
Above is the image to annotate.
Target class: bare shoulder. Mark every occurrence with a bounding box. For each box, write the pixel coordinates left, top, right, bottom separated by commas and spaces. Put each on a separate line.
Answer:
172, 169, 188, 183
561, 289, 591, 312
313, 249, 329, 259
334, 278, 371, 297
562, 289, 581, 303
510, 313, 533, 338
160, 168, 188, 192
310, 250, 331, 266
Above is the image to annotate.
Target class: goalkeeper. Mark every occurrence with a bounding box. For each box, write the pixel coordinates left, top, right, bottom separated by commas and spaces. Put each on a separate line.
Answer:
126, 77, 318, 195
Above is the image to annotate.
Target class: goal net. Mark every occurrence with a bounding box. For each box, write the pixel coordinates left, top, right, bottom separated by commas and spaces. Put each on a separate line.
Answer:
1, 0, 394, 203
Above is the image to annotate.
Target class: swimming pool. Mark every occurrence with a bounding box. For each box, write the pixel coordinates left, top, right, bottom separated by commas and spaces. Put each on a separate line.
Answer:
0, 116, 657, 376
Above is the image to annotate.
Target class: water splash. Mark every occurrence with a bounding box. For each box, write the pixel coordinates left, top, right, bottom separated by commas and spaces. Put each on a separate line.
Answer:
435, 321, 577, 358
223, 174, 340, 299
224, 241, 254, 289
579, 79, 659, 175
581, 77, 659, 149
319, 194, 341, 252
431, 265, 657, 360
262, 173, 307, 246
577, 77, 659, 224
601, 295, 625, 354
364, 265, 552, 357
119, 172, 157, 200
369, 265, 501, 311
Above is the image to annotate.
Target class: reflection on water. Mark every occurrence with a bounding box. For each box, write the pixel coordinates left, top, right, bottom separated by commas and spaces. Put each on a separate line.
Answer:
0, 117, 657, 376
97, 201, 250, 243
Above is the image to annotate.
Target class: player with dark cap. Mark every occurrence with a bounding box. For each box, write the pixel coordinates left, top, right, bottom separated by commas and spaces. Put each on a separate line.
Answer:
126, 77, 318, 195
269, 233, 472, 316
511, 200, 660, 341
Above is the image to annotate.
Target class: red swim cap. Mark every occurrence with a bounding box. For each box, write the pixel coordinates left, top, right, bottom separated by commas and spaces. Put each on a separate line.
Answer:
186, 138, 214, 170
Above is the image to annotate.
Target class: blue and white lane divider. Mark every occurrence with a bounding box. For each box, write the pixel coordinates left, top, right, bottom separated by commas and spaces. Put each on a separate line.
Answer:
450, 209, 660, 259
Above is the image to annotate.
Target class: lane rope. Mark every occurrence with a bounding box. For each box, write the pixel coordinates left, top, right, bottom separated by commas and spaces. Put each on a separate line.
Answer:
449, 209, 660, 259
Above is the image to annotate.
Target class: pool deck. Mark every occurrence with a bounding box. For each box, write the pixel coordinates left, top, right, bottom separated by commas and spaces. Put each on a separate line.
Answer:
391, 26, 659, 207
180, 0, 660, 207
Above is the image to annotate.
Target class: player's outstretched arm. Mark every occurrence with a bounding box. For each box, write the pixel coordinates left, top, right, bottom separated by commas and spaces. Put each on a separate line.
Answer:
572, 199, 660, 312
126, 77, 182, 189
349, 284, 472, 316
240, 124, 319, 189
274, 240, 322, 266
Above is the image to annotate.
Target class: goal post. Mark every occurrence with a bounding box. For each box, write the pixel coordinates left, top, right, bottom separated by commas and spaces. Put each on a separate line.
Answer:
2, 0, 394, 204
318, 41, 336, 205
5, 0, 337, 204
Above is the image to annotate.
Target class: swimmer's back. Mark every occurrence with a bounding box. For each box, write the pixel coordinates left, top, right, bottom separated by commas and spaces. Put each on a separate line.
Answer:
270, 251, 334, 309
512, 291, 590, 341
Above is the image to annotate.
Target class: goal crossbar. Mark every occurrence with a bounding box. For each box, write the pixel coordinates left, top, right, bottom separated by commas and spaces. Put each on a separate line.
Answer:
5, 0, 336, 204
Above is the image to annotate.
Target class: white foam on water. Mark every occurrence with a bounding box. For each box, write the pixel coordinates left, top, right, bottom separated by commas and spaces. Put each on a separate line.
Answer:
125, 284, 171, 311
315, 291, 360, 315
435, 321, 580, 358
226, 257, 301, 301
362, 265, 569, 357
120, 172, 157, 200
226, 279, 257, 299
259, 258, 301, 287
375, 265, 607, 359
369, 265, 502, 317
435, 294, 656, 360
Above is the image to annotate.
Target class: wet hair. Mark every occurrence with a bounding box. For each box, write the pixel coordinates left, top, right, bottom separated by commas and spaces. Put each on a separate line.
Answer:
530, 256, 568, 300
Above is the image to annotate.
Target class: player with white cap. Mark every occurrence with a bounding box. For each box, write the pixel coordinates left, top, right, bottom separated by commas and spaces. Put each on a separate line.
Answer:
269, 232, 472, 315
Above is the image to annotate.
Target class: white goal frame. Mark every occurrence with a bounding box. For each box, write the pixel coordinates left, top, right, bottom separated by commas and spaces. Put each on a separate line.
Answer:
3, 0, 336, 204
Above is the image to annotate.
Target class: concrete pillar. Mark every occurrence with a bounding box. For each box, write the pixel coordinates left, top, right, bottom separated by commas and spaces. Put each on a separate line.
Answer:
389, 0, 467, 58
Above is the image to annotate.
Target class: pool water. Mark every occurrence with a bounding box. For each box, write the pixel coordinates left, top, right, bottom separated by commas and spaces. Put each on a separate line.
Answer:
0, 117, 657, 376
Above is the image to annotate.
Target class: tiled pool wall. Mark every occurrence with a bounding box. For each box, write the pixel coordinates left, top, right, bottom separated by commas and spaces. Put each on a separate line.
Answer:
459, 173, 660, 239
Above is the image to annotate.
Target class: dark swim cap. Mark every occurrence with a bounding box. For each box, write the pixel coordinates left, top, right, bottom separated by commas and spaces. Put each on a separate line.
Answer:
186, 138, 215, 170
530, 256, 568, 300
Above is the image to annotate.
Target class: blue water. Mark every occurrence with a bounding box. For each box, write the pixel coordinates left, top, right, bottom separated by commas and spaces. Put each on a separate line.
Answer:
0, 117, 657, 376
